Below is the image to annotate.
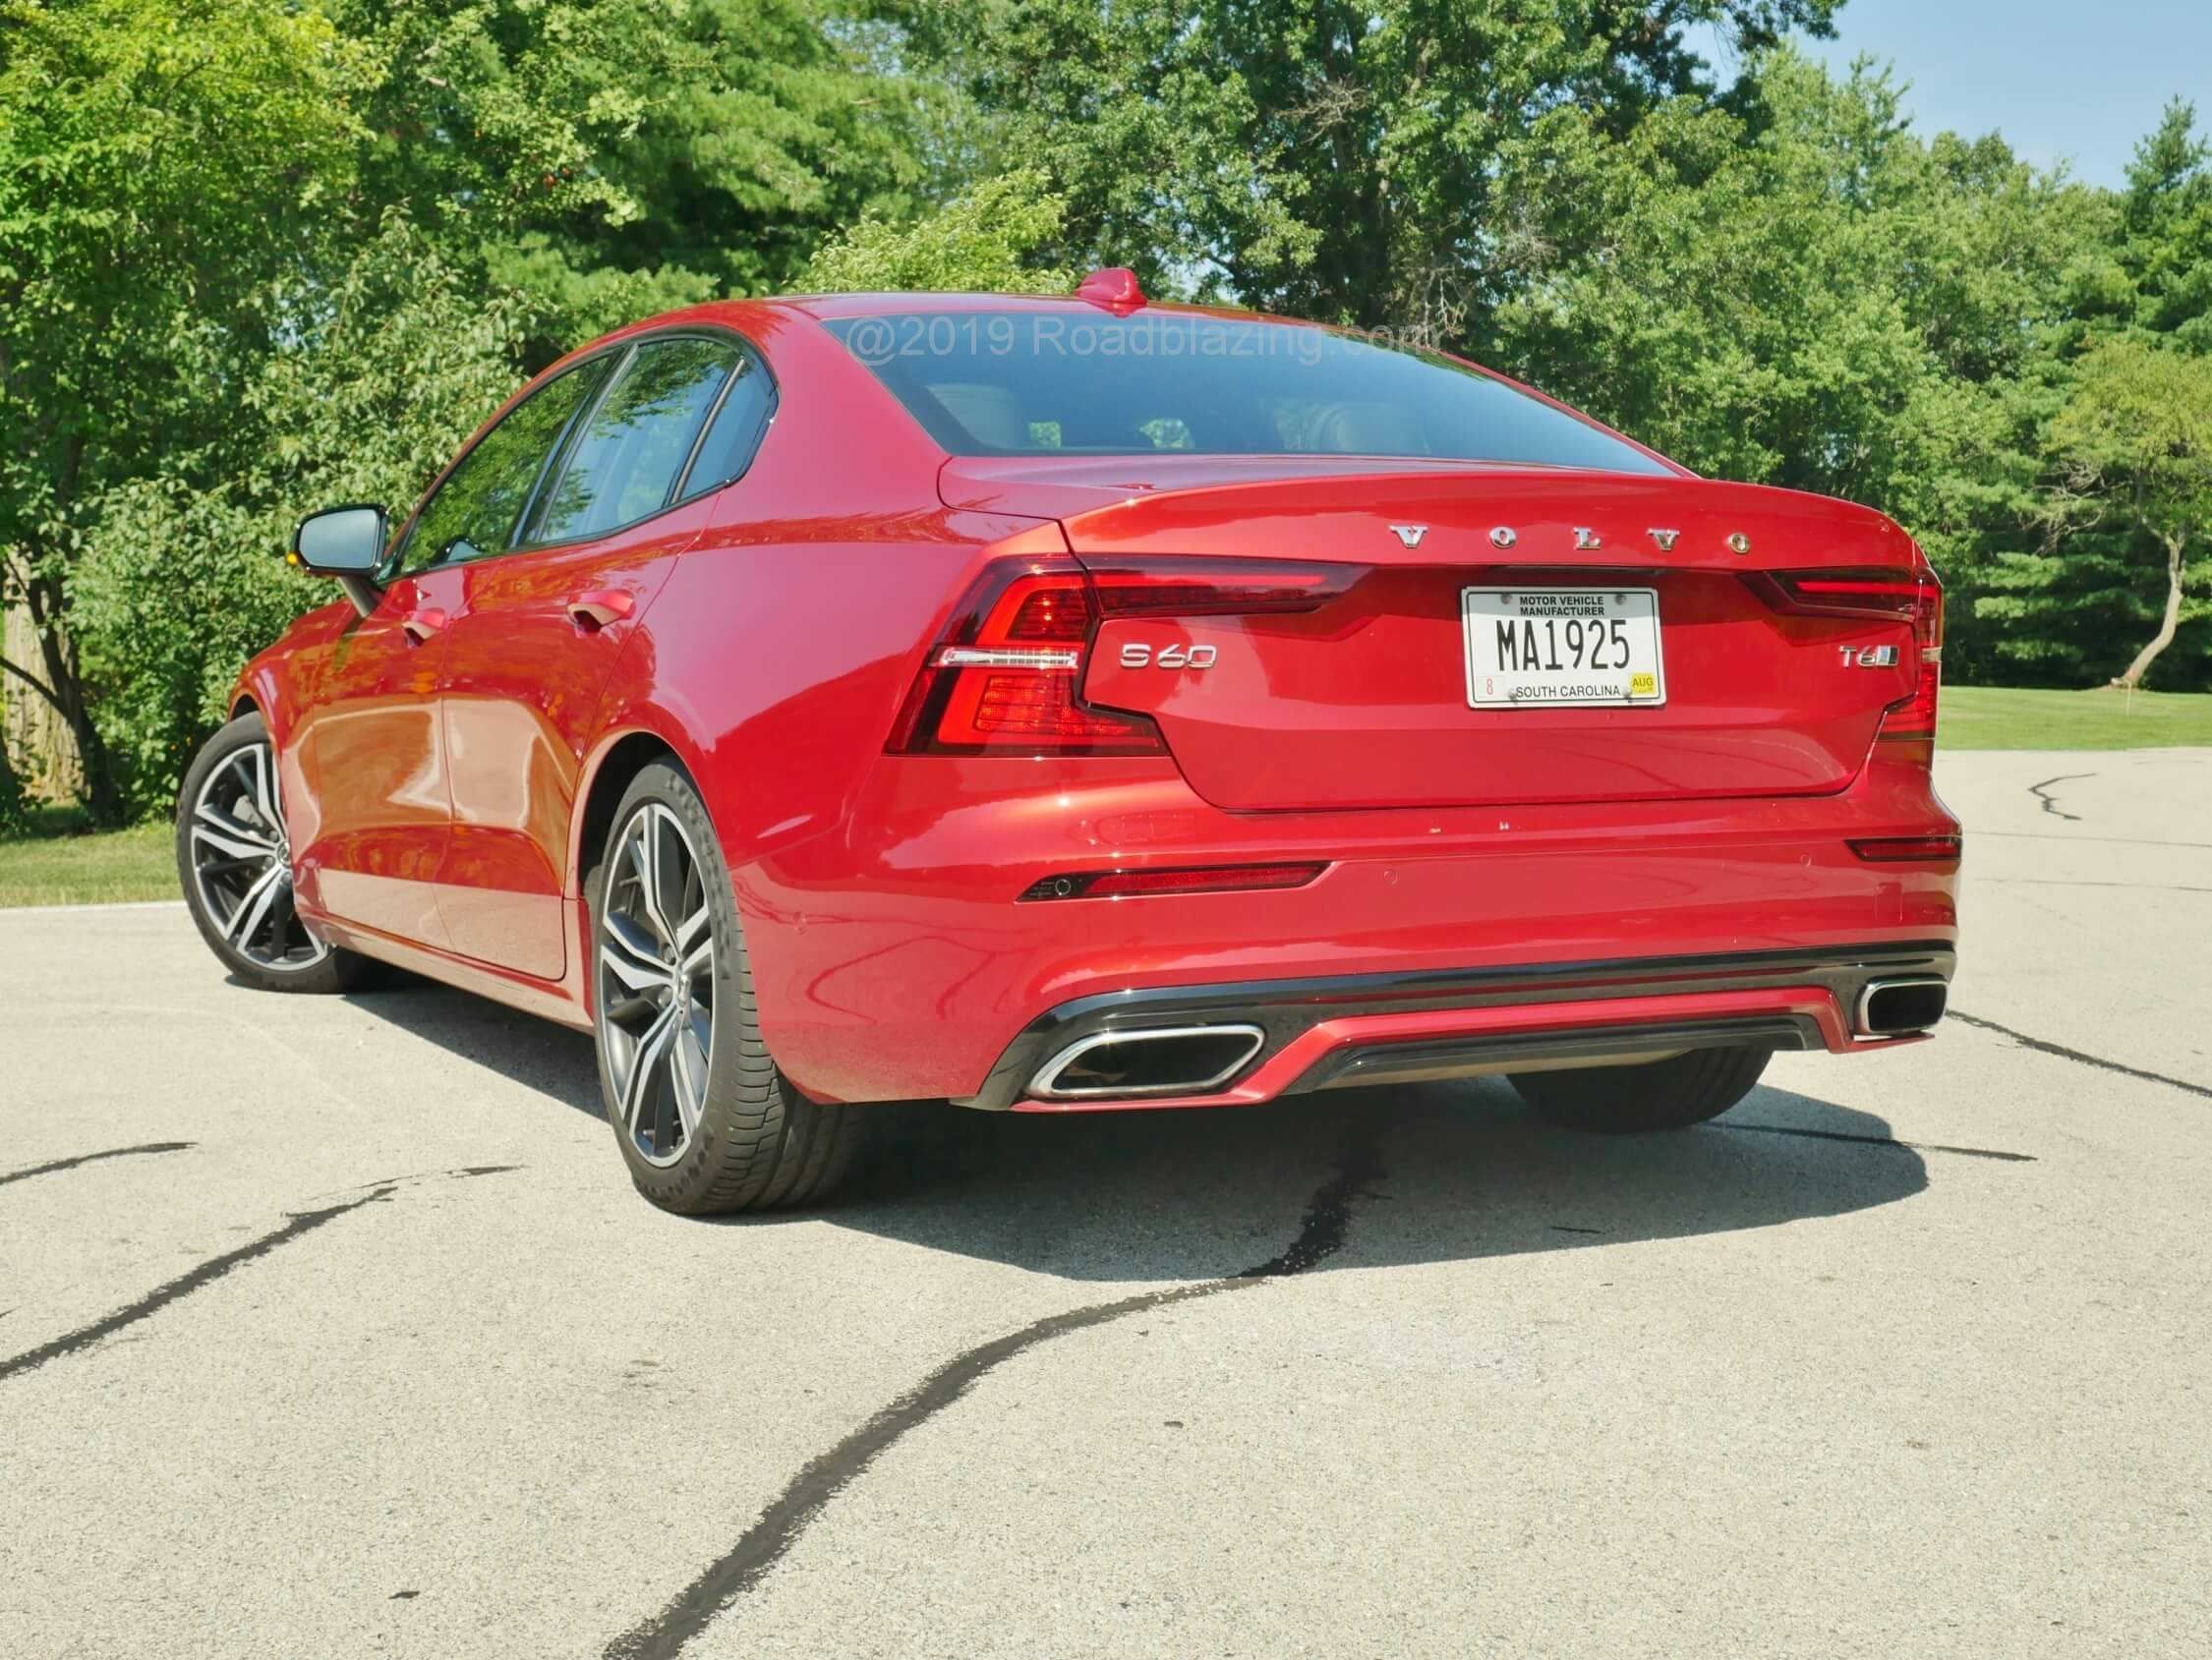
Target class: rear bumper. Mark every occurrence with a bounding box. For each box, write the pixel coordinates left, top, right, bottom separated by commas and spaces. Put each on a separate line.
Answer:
958, 939, 1956, 1111
734, 750, 1958, 1106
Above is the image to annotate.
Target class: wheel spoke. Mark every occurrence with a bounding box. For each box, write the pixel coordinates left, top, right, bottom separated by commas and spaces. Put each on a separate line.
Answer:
676, 900, 711, 952
670, 1016, 709, 1136
192, 802, 277, 861
601, 913, 668, 994
620, 1004, 679, 1135
223, 863, 284, 947
634, 808, 681, 947
250, 743, 279, 833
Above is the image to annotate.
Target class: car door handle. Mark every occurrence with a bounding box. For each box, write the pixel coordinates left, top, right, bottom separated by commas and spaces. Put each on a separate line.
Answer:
566, 590, 635, 630
400, 607, 447, 644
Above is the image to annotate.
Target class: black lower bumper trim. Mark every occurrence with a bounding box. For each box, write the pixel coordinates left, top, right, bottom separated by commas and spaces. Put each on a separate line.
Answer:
954, 940, 1956, 1110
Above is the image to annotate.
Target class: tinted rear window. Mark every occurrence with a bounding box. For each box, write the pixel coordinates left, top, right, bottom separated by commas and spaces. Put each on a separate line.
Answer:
823, 311, 1670, 475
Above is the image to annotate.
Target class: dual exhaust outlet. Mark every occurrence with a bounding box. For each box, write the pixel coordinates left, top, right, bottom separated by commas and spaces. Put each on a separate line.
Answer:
1026, 979, 1949, 1101
1854, 976, 1949, 1039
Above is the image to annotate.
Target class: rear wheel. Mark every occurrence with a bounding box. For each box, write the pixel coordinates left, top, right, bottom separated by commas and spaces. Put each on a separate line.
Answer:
176, 713, 366, 994
590, 761, 863, 1214
1509, 1046, 1770, 1134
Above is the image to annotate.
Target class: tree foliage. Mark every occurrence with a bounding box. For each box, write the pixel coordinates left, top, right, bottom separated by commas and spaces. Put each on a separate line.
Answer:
71, 220, 528, 815
0, 0, 363, 819
2043, 339, 2212, 687
800, 169, 1073, 292
328, 0, 923, 361
880, 0, 1842, 335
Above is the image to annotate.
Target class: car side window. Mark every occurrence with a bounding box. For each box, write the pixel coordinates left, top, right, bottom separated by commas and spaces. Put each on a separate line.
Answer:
529, 336, 740, 544
675, 354, 776, 502
393, 359, 611, 576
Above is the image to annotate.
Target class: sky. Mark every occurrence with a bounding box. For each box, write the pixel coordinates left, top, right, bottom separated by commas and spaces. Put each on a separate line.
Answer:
1694, 0, 2212, 187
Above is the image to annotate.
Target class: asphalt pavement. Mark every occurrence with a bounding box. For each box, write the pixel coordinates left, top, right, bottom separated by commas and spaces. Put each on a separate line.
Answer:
2, 748, 2207, 1658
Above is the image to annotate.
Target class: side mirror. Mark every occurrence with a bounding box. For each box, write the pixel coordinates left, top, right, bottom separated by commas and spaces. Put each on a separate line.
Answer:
292, 505, 387, 617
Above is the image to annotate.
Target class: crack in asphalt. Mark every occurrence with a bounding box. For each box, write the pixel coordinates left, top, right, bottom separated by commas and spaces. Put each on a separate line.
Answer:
1721, 1122, 2035, 1162
2026, 773, 2093, 822
1950, 1011, 2212, 1103
604, 1132, 1389, 1660
0, 1166, 523, 1384
0, 1141, 197, 1189
1974, 878, 2212, 893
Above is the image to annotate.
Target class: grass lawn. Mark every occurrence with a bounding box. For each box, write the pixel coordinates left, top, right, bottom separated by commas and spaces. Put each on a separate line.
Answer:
0, 808, 175, 908
1941, 684, 2212, 750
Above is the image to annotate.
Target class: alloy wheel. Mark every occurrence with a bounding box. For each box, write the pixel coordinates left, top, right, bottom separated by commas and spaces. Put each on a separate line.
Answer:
185, 740, 330, 972
597, 801, 717, 1167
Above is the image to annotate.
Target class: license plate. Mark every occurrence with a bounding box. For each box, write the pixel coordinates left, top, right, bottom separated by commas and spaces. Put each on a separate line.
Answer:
1462, 587, 1666, 708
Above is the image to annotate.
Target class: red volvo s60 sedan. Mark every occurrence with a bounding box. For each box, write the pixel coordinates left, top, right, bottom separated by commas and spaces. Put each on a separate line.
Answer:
175, 269, 1959, 1214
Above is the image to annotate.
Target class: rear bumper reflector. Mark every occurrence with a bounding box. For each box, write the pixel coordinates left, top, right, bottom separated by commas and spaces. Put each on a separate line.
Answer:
1847, 835, 1962, 864
1019, 862, 1327, 902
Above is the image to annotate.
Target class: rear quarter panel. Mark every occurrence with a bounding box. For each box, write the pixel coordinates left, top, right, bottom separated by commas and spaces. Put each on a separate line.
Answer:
574, 305, 1064, 1061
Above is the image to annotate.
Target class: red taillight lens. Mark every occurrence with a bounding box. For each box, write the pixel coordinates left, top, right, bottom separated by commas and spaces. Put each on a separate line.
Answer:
1751, 563, 1944, 749
890, 555, 1361, 757
1018, 862, 1327, 901
889, 561, 1165, 755
1848, 835, 1962, 865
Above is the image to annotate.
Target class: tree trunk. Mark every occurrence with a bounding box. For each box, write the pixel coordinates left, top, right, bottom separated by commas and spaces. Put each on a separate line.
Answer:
16, 574, 119, 824
2, 601, 84, 804
2112, 536, 2186, 690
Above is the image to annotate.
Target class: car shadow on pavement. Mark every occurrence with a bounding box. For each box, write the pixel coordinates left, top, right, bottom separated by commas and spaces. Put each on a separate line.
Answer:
347, 976, 1931, 1285
824, 1082, 1929, 1283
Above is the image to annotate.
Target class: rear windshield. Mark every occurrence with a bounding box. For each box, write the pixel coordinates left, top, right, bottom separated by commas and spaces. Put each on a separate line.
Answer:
822, 310, 1671, 475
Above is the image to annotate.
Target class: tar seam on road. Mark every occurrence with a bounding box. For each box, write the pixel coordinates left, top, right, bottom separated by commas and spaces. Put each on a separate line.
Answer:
0, 1189, 394, 1383
604, 1134, 1388, 1660
2026, 773, 2093, 822
0, 1166, 524, 1384
1721, 1122, 2035, 1162
1974, 878, 2212, 893
1950, 1010, 2212, 1103
0, 1140, 196, 1189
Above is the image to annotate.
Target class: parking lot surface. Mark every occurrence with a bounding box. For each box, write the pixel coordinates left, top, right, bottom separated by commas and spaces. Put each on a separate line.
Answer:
3, 749, 2208, 1658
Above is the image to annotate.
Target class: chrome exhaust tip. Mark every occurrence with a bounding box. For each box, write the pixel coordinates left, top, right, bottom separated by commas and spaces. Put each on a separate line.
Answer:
1027, 1025, 1266, 1100
1855, 977, 1949, 1037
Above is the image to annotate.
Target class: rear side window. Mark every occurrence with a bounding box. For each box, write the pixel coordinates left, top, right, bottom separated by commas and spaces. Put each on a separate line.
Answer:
531, 336, 739, 544
394, 358, 611, 574
676, 359, 775, 502
823, 311, 1670, 475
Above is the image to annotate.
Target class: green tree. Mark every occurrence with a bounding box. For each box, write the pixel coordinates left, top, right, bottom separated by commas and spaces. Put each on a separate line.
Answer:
2044, 338, 2212, 689
0, 0, 363, 821
799, 168, 1073, 291
71, 219, 528, 816
1982, 100, 2212, 687
329, 0, 924, 362
1485, 53, 2104, 678
882, 0, 1841, 334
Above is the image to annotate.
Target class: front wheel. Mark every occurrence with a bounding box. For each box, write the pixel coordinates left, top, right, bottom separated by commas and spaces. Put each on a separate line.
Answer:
176, 712, 365, 994
589, 761, 863, 1214
1509, 1046, 1770, 1134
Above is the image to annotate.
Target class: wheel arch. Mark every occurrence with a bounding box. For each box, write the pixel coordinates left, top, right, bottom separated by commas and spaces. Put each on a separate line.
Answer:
567, 723, 706, 899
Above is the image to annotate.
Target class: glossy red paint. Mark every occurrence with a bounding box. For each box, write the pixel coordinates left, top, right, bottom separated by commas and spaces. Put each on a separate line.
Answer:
238, 289, 1959, 1106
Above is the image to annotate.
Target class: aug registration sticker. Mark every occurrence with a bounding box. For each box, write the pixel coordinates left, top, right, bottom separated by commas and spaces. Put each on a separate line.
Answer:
1461, 588, 1668, 709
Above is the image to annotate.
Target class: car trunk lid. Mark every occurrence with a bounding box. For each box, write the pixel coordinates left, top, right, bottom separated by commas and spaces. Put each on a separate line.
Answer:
1008, 465, 1929, 812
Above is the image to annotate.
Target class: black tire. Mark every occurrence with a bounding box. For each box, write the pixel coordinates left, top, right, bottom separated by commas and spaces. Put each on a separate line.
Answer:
1509, 1046, 1770, 1134
176, 712, 367, 994
588, 760, 864, 1215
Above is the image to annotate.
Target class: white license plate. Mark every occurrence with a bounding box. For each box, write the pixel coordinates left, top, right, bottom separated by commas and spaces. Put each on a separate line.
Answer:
1462, 587, 1666, 708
